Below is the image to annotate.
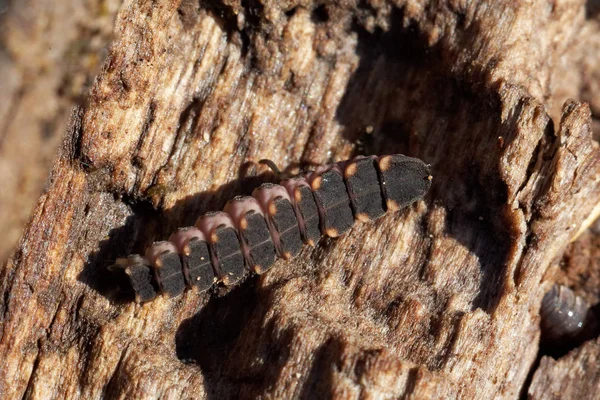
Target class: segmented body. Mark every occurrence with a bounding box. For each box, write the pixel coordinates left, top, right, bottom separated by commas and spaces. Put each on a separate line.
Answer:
111, 154, 432, 302
540, 284, 598, 346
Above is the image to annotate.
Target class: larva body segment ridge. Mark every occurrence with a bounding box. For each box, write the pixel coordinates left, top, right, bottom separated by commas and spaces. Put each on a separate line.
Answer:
253, 183, 303, 260
196, 212, 246, 286
110, 154, 433, 302
308, 164, 355, 238
224, 196, 277, 274
540, 284, 600, 356
281, 177, 321, 246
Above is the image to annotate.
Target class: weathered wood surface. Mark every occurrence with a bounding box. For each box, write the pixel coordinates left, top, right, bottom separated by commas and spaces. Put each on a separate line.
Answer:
528, 225, 600, 399
0, 0, 120, 262
1, 1, 600, 399
529, 337, 600, 399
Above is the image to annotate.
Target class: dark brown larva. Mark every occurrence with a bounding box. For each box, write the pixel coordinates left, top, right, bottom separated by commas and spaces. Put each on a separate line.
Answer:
110, 154, 433, 302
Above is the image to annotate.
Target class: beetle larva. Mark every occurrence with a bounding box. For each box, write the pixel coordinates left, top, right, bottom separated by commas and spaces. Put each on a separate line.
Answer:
110, 154, 433, 302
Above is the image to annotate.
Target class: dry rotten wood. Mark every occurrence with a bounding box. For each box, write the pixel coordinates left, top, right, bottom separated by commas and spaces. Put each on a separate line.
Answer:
528, 337, 600, 400
0, 0, 120, 263
1, 1, 600, 399
530, 217, 600, 397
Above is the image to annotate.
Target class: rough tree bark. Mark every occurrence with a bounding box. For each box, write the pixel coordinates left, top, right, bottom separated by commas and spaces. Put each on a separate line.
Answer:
0, 0, 121, 261
1, 0, 600, 399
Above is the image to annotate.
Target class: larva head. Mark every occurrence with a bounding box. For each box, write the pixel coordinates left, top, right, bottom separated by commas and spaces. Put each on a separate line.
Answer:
377, 155, 432, 211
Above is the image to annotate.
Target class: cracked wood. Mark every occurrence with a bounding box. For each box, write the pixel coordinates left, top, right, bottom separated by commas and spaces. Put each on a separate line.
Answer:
1, 1, 600, 399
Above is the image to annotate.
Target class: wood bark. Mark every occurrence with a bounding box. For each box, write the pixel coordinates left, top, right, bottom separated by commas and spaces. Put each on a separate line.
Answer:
0, 0, 120, 261
529, 336, 600, 399
2, 1, 600, 399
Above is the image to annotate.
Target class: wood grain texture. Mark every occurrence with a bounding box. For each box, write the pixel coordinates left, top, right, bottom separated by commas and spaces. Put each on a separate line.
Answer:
1, 1, 600, 399
0, 0, 121, 262
529, 338, 600, 399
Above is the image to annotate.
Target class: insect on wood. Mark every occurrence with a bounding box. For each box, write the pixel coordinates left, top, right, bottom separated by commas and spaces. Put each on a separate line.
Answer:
110, 154, 433, 302
540, 284, 599, 354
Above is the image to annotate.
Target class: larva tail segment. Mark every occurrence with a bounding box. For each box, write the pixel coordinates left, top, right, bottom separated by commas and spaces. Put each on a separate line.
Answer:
109, 255, 159, 303
109, 154, 433, 303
